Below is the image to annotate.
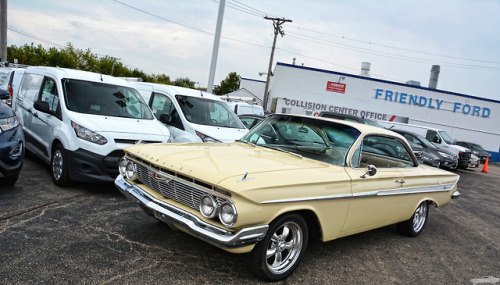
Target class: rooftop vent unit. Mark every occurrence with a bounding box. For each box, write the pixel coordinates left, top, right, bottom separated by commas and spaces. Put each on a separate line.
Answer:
406, 80, 421, 87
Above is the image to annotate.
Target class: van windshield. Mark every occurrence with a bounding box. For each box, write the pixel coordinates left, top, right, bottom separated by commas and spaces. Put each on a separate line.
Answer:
63, 79, 153, 119
175, 95, 245, 129
438, 131, 454, 144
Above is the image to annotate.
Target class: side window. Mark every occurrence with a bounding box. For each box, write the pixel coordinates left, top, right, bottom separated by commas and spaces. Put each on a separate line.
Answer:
426, 130, 441, 144
19, 73, 44, 103
209, 102, 230, 126
151, 93, 184, 130
360, 135, 414, 168
40, 77, 59, 112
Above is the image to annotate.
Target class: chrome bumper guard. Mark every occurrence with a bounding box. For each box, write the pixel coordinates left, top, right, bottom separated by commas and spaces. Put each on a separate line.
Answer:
115, 175, 268, 249
452, 190, 460, 199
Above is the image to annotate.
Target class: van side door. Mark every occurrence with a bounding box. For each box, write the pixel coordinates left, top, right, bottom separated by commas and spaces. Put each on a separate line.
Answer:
26, 76, 62, 160
149, 92, 187, 142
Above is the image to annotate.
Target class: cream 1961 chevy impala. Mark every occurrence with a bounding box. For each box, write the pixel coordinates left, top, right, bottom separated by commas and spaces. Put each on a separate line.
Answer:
115, 114, 460, 281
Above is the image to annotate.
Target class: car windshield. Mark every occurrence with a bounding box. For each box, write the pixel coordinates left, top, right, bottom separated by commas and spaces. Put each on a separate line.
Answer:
438, 131, 454, 144
176, 95, 245, 129
63, 79, 153, 119
239, 115, 361, 166
468, 143, 485, 151
417, 135, 438, 149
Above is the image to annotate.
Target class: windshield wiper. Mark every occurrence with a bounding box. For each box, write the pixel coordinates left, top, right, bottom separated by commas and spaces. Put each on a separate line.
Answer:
261, 145, 303, 158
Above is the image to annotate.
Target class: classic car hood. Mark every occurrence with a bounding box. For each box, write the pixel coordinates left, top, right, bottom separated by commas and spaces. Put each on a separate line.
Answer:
125, 142, 331, 185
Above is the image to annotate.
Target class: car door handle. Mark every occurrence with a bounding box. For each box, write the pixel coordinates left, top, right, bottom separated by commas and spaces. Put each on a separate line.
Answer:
395, 179, 405, 184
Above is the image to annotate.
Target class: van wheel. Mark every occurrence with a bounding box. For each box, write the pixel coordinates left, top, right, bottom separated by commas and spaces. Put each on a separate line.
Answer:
244, 214, 308, 281
51, 144, 71, 187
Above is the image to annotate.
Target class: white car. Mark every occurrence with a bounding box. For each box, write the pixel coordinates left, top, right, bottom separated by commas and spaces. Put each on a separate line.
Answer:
14, 67, 171, 186
132, 82, 248, 143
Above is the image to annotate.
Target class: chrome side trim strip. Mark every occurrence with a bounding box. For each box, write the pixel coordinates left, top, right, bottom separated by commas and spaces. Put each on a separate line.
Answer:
261, 183, 457, 204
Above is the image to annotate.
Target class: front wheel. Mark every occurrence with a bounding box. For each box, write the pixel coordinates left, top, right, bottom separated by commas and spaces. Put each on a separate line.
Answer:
244, 213, 308, 282
397, 202, 429, 237
51, 144, 71, 187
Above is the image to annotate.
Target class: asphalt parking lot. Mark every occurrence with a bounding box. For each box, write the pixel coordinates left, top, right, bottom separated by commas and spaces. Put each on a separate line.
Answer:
1, 155, 499, 284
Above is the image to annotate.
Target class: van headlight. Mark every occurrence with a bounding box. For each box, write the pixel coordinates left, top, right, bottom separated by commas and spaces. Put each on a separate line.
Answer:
195, 131, 221, 143
219, 201, 237, 227
71, 121, 108, 145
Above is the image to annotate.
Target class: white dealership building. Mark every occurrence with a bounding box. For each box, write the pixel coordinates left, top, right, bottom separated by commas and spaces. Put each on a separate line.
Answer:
262, 62, 500, 162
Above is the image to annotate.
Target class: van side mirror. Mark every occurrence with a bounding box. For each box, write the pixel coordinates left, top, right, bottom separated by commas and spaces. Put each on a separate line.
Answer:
33, 100, 51, 114
0, 89, 10, 100
159, 113, 170, 124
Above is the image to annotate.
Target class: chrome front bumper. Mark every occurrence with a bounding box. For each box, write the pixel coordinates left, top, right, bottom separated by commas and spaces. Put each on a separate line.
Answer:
115, 175, 268, 249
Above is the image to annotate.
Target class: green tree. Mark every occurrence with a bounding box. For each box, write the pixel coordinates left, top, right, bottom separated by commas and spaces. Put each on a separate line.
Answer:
5, 42, 196, 87
213, 72, 240, 95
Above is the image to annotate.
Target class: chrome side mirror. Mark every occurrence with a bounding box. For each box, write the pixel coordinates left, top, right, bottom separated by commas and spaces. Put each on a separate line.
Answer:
360, 165, 377, 178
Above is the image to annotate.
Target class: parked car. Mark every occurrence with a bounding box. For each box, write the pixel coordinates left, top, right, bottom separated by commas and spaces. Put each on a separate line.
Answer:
318, 111, 385, 128
13, 67, 171, 186
468, 154, 480, 168
238, 114, 267, 129
115, 114, 460, 281
0, 67, 21, 107
131, 82, 248, 143
380, 121, 471, 169
0, 100, 24, 185
455, 141, 491, 163
392, 129, 458, 170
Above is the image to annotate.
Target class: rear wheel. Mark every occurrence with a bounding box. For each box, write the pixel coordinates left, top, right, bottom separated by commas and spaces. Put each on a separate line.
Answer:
244, 213, 308, 281
51, 144, 71, 187
397, 202, 429, 237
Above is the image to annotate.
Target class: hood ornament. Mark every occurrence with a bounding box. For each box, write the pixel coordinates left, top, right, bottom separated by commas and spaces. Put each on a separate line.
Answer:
237, 172, 254, 182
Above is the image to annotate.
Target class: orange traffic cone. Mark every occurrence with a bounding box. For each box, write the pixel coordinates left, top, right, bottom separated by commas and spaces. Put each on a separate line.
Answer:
481, 157, 489, 173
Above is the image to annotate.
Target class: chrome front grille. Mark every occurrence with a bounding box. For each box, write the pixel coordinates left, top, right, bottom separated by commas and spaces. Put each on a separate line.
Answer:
133, 159, 228, 211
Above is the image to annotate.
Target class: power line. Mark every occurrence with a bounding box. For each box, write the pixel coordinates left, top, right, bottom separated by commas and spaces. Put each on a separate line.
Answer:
288, 24, 500, 65
286, 31, 500, 71
8, 26, 66, 48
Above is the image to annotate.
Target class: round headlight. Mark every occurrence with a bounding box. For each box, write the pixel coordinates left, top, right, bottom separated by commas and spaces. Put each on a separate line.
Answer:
118, 157, 128, 176
199, 195, 217, 218
125, 161, 138, 180
219, 202, 237, 227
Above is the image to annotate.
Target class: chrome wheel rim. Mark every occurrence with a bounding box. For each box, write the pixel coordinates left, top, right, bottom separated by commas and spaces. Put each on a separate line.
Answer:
52, 150, 63, 180
412, 203, 428, 233
266, 221, 303, 274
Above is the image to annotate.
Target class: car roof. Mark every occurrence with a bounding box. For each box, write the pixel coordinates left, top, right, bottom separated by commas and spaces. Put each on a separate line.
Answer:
277, 113, 407, 140
131, 82, 221, 101
24, 66, 133, 87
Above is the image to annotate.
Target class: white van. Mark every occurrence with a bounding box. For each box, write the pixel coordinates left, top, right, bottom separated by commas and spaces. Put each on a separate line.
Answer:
131, 82, 248, 143
14, 67, 171, 186
225, 101, 264, 116
380, 121, 471, 169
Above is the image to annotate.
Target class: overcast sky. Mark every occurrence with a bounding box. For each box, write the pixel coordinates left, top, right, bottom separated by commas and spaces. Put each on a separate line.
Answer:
7, 0, 500, 101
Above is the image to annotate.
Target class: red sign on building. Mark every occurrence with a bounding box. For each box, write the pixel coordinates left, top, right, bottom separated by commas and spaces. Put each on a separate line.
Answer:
326, 81, 346, 94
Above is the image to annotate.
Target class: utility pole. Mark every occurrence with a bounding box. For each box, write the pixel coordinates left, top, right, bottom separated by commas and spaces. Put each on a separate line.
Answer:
263, 16, 291, 111
207, 0, 225, 94
0, 0, 7, 63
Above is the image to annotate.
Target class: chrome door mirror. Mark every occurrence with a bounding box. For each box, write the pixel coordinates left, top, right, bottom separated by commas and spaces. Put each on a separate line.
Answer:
360, 165, 377, 178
